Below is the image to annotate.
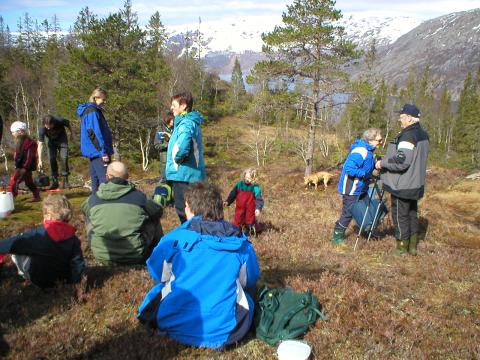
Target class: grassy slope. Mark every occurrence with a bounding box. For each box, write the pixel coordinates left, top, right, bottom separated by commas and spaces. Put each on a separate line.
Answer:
0, 116, 479, 359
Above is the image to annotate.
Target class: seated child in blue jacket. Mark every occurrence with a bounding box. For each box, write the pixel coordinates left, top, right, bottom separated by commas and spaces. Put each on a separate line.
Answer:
138, 181, 260, 348
0, 194, 86, 288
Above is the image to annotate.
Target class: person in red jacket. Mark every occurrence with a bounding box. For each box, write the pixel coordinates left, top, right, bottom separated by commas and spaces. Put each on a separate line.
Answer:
7, 121, 40, 202
224, 168, 264, 236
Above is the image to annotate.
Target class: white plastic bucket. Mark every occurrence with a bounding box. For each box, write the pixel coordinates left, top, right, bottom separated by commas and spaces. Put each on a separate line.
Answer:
0, 191, 14, 219
277, 340, 311, 360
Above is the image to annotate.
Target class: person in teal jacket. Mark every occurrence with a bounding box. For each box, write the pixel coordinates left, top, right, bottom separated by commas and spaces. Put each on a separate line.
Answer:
166, 91, 206, 223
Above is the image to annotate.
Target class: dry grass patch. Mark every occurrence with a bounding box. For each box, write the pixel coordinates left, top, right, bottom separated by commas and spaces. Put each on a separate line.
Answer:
1, 118, 480, 359
423, 178, 480, 248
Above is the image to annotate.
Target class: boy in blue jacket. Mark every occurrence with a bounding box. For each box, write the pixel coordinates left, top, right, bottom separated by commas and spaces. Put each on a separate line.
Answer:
138, 182, 260, 348
166, 92, 206, 223
332, 128, 383, 245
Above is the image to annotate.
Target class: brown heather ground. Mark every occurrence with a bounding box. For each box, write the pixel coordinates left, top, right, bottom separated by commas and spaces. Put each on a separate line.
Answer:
0, 116, 479, 359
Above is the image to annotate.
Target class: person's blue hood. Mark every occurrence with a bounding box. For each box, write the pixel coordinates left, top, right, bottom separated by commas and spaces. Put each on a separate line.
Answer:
175, 110, 204, 127
184, 217, 247, 252
350, 138, 375, 152
76, 102, 101, 117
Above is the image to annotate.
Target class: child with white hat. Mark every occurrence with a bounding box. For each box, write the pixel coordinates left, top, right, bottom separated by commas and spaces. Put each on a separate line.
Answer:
7, 121, 40, 202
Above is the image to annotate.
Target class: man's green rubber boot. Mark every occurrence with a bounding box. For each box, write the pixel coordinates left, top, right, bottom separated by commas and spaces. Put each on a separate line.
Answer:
394, 239, 409, 256
408, 234, 418, 256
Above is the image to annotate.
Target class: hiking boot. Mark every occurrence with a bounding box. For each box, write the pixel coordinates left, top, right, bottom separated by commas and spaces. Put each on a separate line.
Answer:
394, 239, 409, 256
242, 224, 256, 237
26, 190, 41, 203
331, 224, 346, 245
61, 176, 70, 189
248, 224, 256, 238
408, 234, 418, 256
49, 177, 59, 190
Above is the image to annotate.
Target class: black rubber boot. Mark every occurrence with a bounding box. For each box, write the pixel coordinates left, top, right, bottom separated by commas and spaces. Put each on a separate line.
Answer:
61, 176, 70, 189
27, 189, 41, 202
49, 177, 59, 190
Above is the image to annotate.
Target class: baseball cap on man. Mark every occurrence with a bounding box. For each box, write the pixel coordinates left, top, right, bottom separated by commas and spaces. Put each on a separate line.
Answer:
10, 121, 27, 133
396, 104, 420, 118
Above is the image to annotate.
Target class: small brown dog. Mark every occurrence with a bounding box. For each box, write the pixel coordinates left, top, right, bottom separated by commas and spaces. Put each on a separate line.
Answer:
304, 171, 336, 191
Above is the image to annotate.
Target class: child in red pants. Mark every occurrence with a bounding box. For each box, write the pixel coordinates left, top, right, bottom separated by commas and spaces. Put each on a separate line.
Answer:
224, 168, 264, 236
7, 121, 40, 202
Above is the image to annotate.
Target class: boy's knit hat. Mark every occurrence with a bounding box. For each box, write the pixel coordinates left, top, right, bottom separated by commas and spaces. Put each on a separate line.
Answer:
10, 121, 27, 133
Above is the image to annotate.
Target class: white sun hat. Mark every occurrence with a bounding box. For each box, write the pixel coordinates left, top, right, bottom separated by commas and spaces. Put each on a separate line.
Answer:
10, 121, 27, 133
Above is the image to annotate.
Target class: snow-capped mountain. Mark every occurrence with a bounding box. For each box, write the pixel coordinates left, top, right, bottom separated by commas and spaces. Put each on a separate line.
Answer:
166, 9, 480, 99
167, 13, 422, 54
340, 14, 423, 49
351, 8, 480, 99
170, 13, 423, 76
166, 14, 283, 54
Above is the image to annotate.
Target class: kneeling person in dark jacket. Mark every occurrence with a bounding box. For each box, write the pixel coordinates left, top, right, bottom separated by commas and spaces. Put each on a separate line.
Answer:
82, 161, 163, 265
0, 194, 86, 288
138, 182, 260, 348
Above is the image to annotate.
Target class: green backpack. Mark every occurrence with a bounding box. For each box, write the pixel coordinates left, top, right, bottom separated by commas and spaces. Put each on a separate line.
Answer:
254, 286, 327, 346
153, 183, 173, 207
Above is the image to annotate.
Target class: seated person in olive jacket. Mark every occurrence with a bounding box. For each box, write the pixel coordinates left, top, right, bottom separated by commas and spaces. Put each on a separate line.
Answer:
82, 161, 163, 265
0, 194, 86, 288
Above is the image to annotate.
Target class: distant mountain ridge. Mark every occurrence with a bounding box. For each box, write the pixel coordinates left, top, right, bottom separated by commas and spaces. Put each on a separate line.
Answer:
197, 9, 480, 99
352, 9, 480, 99
202, 13, 422, 77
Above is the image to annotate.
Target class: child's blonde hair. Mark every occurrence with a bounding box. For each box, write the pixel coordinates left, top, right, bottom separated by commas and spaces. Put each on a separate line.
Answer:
89, 86, 108, 103
242, 168, 258, 184
42, 194, 73, 222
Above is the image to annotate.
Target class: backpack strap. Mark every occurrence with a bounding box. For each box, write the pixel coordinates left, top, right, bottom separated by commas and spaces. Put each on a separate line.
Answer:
274, 299, 328, 341
312, 307, 328, 321
307, 291, 328, 321
274, 298, 317, 342
274, 301, 310, 334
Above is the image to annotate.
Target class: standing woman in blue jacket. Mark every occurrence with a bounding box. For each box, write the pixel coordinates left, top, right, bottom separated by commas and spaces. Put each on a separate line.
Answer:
77, 87, 113, 194
332, 128, 383, 245
166, 91, 206, 223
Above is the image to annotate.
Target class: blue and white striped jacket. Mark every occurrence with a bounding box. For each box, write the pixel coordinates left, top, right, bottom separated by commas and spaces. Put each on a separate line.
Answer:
138, 217, 260, 348
337, 139, 376, 196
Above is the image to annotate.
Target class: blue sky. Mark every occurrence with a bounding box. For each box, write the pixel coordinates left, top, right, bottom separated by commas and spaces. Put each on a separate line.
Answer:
0, 0, 479, 31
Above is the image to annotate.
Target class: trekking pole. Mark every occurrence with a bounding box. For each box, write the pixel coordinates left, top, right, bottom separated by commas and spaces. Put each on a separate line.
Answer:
353, 177, 377, 251
366, 184, 385, 242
